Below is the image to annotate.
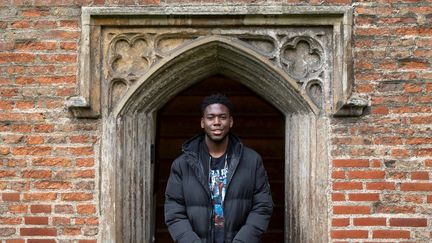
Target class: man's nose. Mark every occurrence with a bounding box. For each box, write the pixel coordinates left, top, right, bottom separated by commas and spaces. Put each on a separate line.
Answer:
214, 117, 221, 125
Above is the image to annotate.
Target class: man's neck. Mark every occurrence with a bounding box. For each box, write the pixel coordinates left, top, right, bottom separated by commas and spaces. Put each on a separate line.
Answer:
205, 136, 229, 158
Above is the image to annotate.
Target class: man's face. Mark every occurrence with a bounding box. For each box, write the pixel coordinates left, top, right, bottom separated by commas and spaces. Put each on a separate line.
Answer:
201, 103, 233, 143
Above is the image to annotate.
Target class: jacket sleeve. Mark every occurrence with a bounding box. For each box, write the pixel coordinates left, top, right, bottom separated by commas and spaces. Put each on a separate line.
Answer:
164, 159, 202, 243
233, 156, 274, 243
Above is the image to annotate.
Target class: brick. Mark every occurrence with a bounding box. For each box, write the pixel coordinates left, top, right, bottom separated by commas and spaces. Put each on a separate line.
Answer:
0, 217, 22, 225
12, 147, 52, 156
411, 171, 429, 180
27, 240, 56, 243
45, 30, 80, 39
33, 181, 72, 189
391, 148, 409, 157
390, 218, 427, 227
403, 83, 423, 93
27, 136, 44, 145
24, 217, 48, 225
52, 217, 70, 225
60, 42, 77, 50
22, 170, 52, 179
404, 194, 423, 203
353, 217, 386, 226
76, 158, 94, 167
33, 20, 57, 29
375, 205, 415, 214
55, 170, 95, 179
414, 148, 432, 156
61, 193, 93, 201
412, 96, 432, 104
411, 116, 432, 124
23, 193, 57, 201
15, 41, 56, 51
78, 240, 97, 243
22, 9, 49, 17
333, 182, 363, 190
371, 106, 389, 115
20, 227, 56, 236
366, 182, 395, 190
406, 137, 432, 145
332, 193, 345, 201
373, 230, 410, 239
332, 218, 349, 227
36, 76, 76, 84
32, 157, 71, 167
2, 193, 20, 201
348, 193, 380, 201
75, 217, 98, 225
8, 205, 27, 213
5, 239, 25, 243
331, 230, 368, 239
0, 53, 36, 63
348, 170, 385, 179
401, 183, 432, 191
69, 146, 94, 155
333, 206, 370, 214
333, 159, 369, 167
30, 205, 51, 213
0, 170, 16, 178
10, 20, 30, 29
0, 100, 13, 110
39, 54, 77, 63
332, 171, 345, 179
64, 227, 81, 235
77, 204, 96, 214
399, 58, 429, 70
392, 106, 431, 114
374, 137, 402, 145
54, 205, 73, 214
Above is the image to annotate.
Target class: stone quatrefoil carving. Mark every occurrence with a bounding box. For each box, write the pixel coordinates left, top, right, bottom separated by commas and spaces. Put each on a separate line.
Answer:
105, 31, 328, 108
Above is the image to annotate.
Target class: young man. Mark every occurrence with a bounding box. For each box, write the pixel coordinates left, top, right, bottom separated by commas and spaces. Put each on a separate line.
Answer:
164, 93, 273, 243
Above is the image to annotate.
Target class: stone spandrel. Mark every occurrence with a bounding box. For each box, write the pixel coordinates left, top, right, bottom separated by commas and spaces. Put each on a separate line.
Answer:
104, 27, 332, 109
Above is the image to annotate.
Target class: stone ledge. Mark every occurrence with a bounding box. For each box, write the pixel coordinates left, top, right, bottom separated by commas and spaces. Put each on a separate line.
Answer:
334, 95, 369, 117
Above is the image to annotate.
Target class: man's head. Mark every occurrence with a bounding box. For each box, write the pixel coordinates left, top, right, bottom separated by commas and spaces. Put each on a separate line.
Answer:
200, 93, 233, 143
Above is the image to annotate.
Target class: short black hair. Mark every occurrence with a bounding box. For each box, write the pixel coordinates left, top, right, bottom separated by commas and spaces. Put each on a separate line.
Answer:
201, 93, 233, 115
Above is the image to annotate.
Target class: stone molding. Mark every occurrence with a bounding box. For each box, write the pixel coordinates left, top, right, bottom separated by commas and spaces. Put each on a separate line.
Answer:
67, 5, 367, 118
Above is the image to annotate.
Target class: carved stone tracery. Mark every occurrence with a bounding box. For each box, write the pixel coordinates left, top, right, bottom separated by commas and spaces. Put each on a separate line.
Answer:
105, 29, 330, 109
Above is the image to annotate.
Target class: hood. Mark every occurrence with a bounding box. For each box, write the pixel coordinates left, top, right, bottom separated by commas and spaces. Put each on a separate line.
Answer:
182, 133, 243, 158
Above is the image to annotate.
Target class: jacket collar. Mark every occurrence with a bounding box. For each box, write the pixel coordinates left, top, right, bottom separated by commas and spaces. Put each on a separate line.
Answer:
182, 133, 244, 195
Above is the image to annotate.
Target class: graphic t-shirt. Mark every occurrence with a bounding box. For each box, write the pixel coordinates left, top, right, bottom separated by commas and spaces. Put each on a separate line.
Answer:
209, 153, 228, 243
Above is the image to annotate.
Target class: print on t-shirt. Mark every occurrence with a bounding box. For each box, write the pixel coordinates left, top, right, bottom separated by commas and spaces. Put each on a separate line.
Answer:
209, 166, 228, 228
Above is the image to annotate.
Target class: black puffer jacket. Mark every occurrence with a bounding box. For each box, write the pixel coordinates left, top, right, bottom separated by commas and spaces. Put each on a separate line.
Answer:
165, 134, 273, 243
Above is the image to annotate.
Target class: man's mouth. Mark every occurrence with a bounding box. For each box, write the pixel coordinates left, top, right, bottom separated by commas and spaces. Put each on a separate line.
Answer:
211, 130, 223, 135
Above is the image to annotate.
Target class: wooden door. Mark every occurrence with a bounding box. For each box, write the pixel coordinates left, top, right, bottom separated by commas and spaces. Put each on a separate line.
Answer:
155, 75, 285, 242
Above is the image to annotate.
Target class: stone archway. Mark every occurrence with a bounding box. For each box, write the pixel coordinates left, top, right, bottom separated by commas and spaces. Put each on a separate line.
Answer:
101, 37, 326, 242
67, 6, 366, 243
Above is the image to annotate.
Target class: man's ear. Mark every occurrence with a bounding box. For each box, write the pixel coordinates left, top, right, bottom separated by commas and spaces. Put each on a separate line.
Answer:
201, 117, 204, 129
229, 116, 233, 128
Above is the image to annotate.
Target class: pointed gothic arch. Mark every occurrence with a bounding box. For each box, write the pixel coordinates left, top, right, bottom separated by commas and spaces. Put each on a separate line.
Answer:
99, 37, 328, 242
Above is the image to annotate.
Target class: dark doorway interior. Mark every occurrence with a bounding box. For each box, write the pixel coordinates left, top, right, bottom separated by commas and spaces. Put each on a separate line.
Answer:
155, 74, 285, 242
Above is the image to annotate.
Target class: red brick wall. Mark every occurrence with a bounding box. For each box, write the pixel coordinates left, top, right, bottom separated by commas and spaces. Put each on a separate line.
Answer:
1, 0, 431, 242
